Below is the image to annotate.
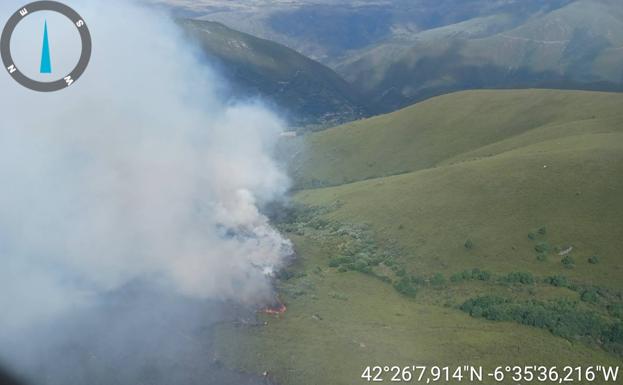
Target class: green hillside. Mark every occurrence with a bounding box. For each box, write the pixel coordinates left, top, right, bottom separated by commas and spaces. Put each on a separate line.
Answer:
297, 132, 623, 287
179, 19, 368, 127
286, 89, 623, 188
217, 89, 623, 385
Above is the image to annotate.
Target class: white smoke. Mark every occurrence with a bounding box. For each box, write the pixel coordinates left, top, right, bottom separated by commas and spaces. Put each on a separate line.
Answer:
0, 0, 292, 341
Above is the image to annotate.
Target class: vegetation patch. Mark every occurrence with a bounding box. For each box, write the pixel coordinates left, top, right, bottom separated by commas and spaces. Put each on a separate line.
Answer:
460, 296, 623, 355
450, 268, 492, 282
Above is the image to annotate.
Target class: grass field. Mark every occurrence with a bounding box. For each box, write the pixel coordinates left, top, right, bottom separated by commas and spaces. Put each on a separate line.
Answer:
216, 89, 623, 385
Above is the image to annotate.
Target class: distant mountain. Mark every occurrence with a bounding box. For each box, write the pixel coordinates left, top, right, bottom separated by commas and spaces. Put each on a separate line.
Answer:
335, 0, 623, 112
179, 19, 369, 127
163, 0, 623, 115
156, 0, 575, 63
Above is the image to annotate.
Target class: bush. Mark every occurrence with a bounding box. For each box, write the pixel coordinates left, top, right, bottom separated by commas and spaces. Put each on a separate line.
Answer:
450, 272, 462, 282
276, 269, 295, 281
460, 296, 621, 354
431, 273, 447, 287
528, 226, 547, 240
608, 304, 623, 319
561, 255, 575, 269
534, 242, 551, 253
544, 275, 569, 287
464, 239, 474, 249
354, 260, 371, 273
536, 253, 548, 261
581, 289, 599, 304
588, 255, 600, 264
410, 275, 427, 286
451, 268, 492, 282
501, 272, 535, 285
393, 277, 418, 297
379, 276, 392, 284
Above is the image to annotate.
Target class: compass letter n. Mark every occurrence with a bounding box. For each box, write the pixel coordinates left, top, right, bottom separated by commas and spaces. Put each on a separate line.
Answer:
7, 64, 16, 74
19, 8, 28, 17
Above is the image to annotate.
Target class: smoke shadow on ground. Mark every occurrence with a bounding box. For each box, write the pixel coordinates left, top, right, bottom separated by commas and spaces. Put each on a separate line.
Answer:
5, 281, 274, 385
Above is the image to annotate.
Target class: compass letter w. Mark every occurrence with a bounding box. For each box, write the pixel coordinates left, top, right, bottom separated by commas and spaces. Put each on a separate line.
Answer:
19, 8, 28, 17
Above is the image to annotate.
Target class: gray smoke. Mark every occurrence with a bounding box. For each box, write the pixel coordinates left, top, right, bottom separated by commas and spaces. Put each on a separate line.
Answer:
0, 0, 291, 383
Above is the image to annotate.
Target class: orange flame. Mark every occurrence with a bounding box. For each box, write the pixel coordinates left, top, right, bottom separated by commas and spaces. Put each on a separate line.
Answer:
262, 302, 286, 315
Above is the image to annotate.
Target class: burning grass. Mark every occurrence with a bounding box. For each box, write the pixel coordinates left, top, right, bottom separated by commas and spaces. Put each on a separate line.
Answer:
262, 300, 287, 315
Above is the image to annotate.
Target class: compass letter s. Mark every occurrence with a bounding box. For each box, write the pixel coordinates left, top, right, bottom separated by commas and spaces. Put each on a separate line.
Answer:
76, 20, 84, 27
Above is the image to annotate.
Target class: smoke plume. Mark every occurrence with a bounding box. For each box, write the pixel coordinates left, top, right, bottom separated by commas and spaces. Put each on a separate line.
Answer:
0, 0, 291, 382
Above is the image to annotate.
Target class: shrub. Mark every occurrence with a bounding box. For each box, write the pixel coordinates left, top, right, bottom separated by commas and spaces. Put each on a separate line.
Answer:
561, 255, 575, 269
528, 226, 547, 240
581, 289, 599, 304
450, 268, 491, 282
475, 269, 492, 281
536, 253, 548, 262
608, 304, 623, 319
379, 276, 392, 284
393, 277, 418, 297
460, 296, 621, 354
544, 275, 569, 287
464, 239, 474, 249
276, 269, 295, 281
535, 242, 550, 253
431, 273, 447, 287
502, 272, 535, 285
354, 260, 371, 273
588, 255, 601, 264
410, 275, 427, 286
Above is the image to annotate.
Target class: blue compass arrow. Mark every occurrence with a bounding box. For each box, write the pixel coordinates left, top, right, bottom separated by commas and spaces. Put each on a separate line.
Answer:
40, 20, 52, 73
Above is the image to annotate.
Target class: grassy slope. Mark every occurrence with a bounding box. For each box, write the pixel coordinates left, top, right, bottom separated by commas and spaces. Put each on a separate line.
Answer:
216, 236, 619, 385
287, 90, 623, 188
217, 90, 623, 384
297, 133, 623, 288
179, 19, 368, 126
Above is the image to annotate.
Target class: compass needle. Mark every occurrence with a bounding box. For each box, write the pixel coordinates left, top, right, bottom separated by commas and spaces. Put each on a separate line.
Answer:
40, 20, 52, 74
